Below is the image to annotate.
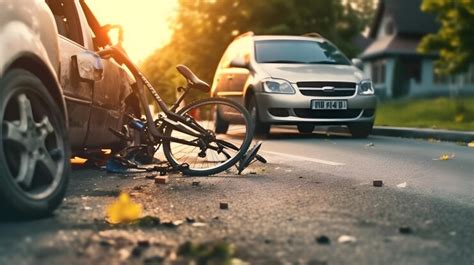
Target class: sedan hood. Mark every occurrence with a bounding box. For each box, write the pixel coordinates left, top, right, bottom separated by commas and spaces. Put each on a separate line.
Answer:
259, 64, 364, 83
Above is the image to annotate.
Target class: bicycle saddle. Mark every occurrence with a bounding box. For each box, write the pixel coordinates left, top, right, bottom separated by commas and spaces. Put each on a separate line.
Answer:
176, 65, 210, 92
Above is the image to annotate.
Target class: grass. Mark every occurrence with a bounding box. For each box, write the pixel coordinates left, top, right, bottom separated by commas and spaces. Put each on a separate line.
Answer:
375, 97, 474, 132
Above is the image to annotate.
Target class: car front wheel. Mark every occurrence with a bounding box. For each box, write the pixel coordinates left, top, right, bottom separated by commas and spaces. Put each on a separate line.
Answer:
348, 122, 374, 138
0, 69, 70, 218
248, 96, 270, 137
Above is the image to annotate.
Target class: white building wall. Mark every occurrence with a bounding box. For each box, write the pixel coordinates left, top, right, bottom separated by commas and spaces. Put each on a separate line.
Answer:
410, 59, 474, 97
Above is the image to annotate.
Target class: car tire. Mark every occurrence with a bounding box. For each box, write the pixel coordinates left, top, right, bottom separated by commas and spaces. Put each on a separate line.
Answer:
0, 69, 70, 219
297, 124, 314, 134
348, 122, 373, 138
214, 105, 229, 134
248, 96, 270, 137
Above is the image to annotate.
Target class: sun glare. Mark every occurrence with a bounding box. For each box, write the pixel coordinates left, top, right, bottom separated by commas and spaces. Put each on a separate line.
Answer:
85, 0, 178, 63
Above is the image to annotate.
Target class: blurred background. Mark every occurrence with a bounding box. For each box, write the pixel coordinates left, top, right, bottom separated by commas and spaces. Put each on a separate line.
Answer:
87, 0, 474, 132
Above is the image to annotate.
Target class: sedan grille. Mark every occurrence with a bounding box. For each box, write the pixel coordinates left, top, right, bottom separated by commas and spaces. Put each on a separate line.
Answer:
297, 82, 357, 97
294, 109, 362, 119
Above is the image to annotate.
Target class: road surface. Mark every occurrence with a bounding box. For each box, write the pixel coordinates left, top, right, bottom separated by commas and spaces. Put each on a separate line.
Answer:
1, 127, 473, 265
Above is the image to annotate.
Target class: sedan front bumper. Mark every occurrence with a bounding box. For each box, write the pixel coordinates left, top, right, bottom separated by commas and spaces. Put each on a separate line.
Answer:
255, 92, 377, 125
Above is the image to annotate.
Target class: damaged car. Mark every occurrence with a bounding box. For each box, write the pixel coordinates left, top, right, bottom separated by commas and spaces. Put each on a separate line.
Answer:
0, 0, 142, 217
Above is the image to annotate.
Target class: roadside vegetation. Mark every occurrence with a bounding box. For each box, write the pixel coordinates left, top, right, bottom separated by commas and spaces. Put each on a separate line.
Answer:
375, 97, 474, 131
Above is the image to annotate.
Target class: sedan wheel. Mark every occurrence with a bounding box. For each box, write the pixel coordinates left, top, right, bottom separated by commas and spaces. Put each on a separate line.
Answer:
0, 70, 70, 218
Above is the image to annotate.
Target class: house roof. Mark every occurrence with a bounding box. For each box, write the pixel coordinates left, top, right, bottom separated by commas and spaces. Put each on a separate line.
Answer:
361, 0, 440, 59
360, 35, 423, 59
369, 0, 439, 39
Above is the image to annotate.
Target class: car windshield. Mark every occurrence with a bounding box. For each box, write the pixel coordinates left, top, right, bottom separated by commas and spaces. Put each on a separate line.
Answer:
255, 40, 351, 65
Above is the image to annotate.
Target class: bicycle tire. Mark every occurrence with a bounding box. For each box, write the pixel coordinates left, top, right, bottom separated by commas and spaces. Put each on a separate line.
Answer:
162, 98, 254, 176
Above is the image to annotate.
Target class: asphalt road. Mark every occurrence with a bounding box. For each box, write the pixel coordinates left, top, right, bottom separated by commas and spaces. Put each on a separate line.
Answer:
0, 127, 473, 265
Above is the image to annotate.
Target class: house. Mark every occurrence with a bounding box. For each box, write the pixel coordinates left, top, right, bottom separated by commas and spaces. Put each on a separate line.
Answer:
360, 0, 474, 99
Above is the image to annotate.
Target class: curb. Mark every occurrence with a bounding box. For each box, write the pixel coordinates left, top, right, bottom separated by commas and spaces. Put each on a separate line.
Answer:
372, 126, 474, 143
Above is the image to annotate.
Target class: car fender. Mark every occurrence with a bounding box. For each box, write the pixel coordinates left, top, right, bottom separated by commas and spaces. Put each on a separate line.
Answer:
0, 1, 68, 124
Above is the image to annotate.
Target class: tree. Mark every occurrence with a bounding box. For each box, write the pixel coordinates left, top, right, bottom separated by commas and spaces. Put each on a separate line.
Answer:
141, 0, 375, 105
418, 0, 474, 75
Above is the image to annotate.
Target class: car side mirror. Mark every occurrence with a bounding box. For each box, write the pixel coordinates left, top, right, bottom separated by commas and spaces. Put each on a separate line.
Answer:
71, 51, 104, 82
352, 58, 363, 70
230, 57, 248, 69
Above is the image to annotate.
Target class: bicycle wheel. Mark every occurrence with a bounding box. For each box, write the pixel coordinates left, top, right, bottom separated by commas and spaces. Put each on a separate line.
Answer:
162, 98, 253, 176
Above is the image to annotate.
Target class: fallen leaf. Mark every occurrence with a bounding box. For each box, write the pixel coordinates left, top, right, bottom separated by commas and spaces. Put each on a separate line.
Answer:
106, 193, 142, 224
397, 182, 407, 188
338, 235, 357, 244
468, 142, 474, 148
434, 154, 455, 161
365, 143, 375, 148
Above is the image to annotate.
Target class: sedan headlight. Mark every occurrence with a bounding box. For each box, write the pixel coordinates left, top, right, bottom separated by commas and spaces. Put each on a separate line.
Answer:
358, 80, 374, 95
262, 79, 295, 94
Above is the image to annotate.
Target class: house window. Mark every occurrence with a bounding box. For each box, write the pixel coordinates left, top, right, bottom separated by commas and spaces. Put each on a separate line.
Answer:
401, 58, 422, 83
371, 60, 386, 84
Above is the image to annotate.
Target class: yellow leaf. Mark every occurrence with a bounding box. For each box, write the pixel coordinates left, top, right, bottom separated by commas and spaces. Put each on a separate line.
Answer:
106, 193, 142, 224
468, 142, 474, 148
436, 154, 455, 161
439, 155, 450, 161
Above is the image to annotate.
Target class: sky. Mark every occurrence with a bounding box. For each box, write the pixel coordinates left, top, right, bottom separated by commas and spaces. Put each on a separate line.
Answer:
86, 0, 178, 63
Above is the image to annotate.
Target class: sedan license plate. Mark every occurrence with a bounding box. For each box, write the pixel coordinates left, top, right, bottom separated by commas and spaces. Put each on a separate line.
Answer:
311, 100, 348, 110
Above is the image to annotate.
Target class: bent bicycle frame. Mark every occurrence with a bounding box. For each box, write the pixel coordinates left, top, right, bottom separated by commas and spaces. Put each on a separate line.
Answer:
98, 47, 241, 154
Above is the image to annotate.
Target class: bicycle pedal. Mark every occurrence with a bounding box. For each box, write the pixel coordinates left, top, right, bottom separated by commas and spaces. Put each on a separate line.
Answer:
109, 127, 132, 141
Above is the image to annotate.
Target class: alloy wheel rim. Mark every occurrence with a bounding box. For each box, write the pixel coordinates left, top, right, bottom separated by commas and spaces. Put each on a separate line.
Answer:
2, 91, 65, 200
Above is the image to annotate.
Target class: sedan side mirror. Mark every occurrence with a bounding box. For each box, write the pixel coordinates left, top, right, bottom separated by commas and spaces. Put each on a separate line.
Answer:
230, 57, 248, 69
352, 58, 363, 70
71, 51, 104, 82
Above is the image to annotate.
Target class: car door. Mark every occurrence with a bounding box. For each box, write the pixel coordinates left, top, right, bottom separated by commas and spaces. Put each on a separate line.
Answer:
78, 0, 134, 148
46, 0, 93, 150
219, 39, 250, 107
84, 60, 132, 147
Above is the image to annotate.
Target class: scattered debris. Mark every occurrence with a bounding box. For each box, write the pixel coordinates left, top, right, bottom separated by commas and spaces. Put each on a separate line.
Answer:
220, 202, 229, 210
264, 239, 272, 244
434, 154, 455, 161
468, 142, 474, 148
373, 180, 384, 187
118, 248, 131, 261
136, 216, 161, 227
192, 181, 200, 187
315, 235, 331, 245
365, 143, 375, 148
145, 175, 156, 180
249, 171, 257, 175
399, 226, 413, 234
133, 185, 146, 191
84, 206, 92, 211
186, 217, 196, 223
106, 193, 142, 224
144, 256, 165, 264
449, 231, 457, 236
161, 220, 184, 228
396, 182, 407, 188
177, 241, 236, 264
191, 222, 207, 227
337, 235, 357, 244
155, 175, 169, 185
137, 240, 151, 247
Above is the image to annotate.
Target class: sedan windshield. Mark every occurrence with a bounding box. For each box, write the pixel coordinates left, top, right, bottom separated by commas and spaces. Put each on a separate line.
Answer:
255, 40, 351, 65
